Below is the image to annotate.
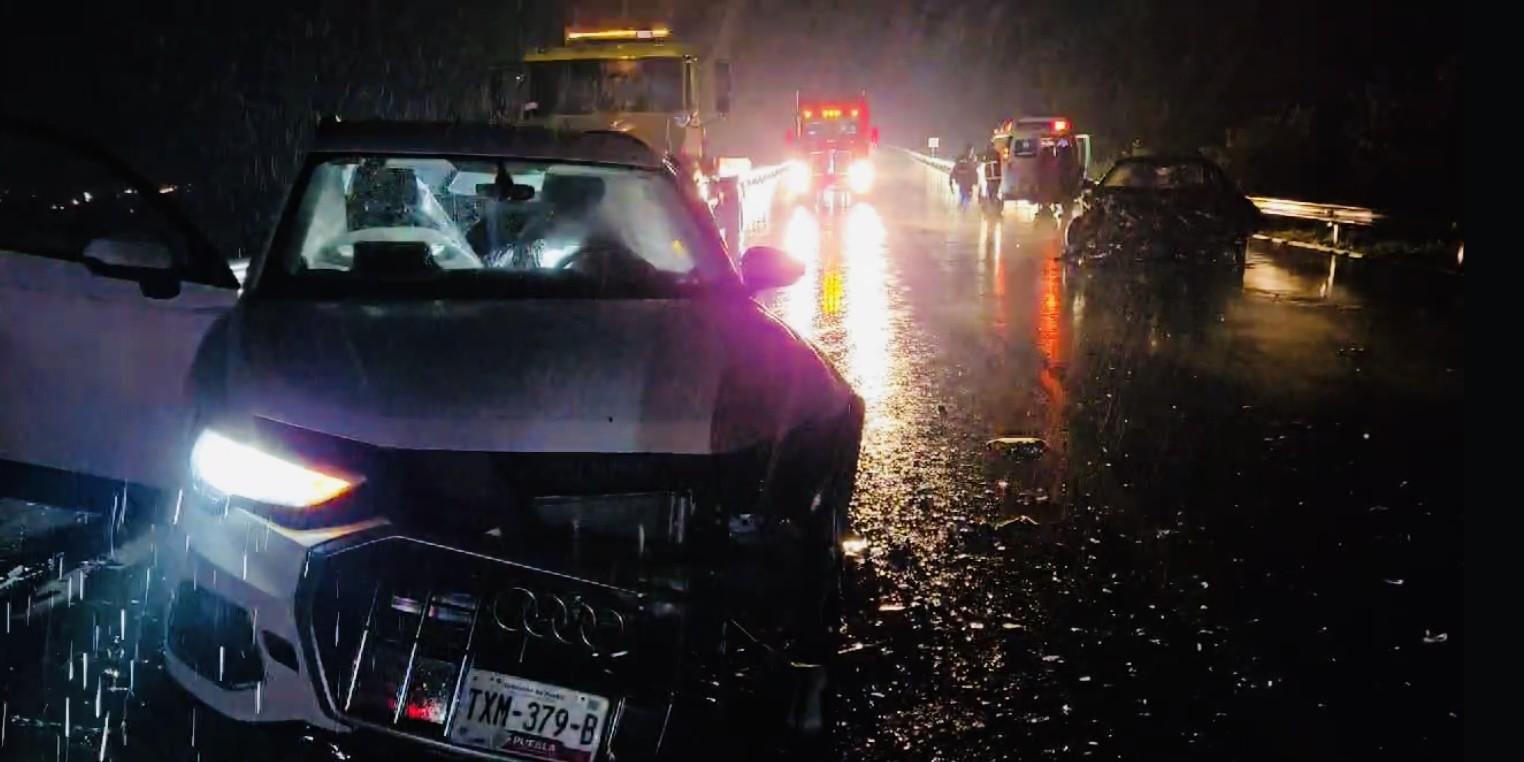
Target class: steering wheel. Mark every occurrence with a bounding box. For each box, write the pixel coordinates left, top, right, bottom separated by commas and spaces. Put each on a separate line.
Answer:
317, 227, 484, 270
552, 237, 621, 269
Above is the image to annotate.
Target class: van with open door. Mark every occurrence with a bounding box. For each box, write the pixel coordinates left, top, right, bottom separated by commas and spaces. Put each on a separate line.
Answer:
990, 116, 1092, 213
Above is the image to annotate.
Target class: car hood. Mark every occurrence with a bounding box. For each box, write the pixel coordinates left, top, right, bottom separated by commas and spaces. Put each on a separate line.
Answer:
219, 298, 851, 454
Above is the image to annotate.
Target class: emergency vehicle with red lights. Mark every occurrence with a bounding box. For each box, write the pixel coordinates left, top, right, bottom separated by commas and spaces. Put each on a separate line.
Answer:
991, 116, 1092, 210
784, 91, 879, 204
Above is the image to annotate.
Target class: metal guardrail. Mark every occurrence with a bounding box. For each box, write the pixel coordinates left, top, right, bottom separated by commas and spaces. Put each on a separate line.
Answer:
1246, 197, 1381, 245
898, 147, 955, 173
899, 147, 1387, 245
228, 162, 788, 286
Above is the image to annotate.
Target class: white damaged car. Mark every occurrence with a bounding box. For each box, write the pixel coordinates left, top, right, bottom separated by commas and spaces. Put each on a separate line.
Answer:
0, 119, 864, 760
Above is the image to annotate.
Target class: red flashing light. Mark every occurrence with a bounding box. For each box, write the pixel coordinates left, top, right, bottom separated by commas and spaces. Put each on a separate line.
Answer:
1053, 119, 1070, 133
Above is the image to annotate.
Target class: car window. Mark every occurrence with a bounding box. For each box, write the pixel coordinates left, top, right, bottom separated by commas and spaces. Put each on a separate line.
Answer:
264, 156, 734, 299
0, 127, 200, 267
1101, 161, 1222, 190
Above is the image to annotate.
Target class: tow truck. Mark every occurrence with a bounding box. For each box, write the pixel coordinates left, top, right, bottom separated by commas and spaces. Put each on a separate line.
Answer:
784, 91, 879, 207
515, 5, 734, 200
990, 116, 1092, 213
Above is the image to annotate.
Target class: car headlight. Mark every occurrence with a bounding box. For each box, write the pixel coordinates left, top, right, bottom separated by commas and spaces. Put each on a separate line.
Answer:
847, 160, 873, 193
190, 429, 358, 508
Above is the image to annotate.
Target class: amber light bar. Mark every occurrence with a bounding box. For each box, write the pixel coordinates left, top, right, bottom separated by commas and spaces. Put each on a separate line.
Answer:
800, 106, 864, 120
566, 27, 671, 41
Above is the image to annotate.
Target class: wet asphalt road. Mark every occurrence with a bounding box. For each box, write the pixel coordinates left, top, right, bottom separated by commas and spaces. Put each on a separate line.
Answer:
1, 153, 1463, 761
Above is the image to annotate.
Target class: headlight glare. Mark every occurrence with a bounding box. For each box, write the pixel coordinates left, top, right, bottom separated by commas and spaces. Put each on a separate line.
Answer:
789, 161, 811, 193
847, 160, 873, 193
190, 430, 357, 508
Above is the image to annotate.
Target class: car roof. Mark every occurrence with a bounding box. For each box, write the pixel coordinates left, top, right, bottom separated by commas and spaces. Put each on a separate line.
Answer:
309, 120, 666, 170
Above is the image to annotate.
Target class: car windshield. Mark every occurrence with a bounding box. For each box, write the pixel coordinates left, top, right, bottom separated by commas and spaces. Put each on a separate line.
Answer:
1102, 159, 1224, 190
527, 58, 685, 115
265, 156, 732, 299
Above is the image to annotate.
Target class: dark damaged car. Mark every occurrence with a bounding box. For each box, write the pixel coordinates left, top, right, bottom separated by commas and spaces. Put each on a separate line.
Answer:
1063, 154, 1264, 270
0, 119, 864, 761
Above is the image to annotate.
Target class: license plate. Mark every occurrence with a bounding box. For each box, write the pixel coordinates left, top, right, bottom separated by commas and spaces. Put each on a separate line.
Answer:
448, 669, 611, 762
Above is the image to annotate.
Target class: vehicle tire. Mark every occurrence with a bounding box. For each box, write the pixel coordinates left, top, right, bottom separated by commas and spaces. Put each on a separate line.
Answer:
777, 552, 843, 759
1063, 217, 1095, 260
777, 435, 861, 755
1227, 239, 1247, 273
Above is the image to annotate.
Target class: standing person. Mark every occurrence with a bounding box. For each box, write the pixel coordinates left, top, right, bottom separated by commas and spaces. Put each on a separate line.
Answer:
949, 146, 978, 211
980, 145, 1004, 212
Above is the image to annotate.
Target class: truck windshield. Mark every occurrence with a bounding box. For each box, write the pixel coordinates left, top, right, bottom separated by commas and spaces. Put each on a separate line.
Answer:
801, 119, 860, 140
527, 58, 684, 115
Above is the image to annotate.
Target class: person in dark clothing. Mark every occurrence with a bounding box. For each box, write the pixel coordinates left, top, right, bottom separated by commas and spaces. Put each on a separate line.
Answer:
979, 146, 1004, 210
949, 146, 978, 211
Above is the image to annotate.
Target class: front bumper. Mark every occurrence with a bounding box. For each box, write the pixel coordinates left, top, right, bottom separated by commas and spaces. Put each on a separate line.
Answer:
160, 444, 857, 760
304, 530, 708, 759
163, 514, 807, 760
160, 399, 864, 757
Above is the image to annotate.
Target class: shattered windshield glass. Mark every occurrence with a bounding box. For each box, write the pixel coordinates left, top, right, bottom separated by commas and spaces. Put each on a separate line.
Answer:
267, 156, 731, 298
1101, 159, 1224, 190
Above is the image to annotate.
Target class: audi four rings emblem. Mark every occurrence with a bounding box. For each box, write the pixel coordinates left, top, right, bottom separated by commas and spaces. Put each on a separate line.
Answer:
490, 587, 626, 652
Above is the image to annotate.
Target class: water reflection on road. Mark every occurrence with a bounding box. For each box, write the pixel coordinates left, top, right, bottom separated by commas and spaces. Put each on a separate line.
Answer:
755, 156, 1461, 761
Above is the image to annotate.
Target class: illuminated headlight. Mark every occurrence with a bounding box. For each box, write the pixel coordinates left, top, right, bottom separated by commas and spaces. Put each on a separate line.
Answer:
788, 161, 811, 193
847, 160, 873, 193
190, 430, 358, 508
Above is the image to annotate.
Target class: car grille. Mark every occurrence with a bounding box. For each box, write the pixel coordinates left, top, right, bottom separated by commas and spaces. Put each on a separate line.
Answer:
301, 534, 697, 757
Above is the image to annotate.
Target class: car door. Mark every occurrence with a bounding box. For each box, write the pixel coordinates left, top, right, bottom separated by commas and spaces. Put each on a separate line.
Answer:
0, 117, 240, 511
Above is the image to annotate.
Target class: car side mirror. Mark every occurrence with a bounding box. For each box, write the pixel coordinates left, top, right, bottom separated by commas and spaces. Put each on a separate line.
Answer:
739, 245, 803, 292
714, 60, 732, 116
81, 237, 181, 299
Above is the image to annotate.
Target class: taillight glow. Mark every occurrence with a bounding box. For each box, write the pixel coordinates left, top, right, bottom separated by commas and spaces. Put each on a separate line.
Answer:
1053, 119, 1069, 133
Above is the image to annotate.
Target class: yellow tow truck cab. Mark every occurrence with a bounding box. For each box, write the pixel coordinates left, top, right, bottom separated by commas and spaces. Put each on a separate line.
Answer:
518, 25, 732, 179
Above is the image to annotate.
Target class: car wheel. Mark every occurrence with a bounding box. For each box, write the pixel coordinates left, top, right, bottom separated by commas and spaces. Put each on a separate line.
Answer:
1227, 239, 1247, 272
1063, 220, 1094, 261
779, 450, 860, 749
778, 550, 843, 753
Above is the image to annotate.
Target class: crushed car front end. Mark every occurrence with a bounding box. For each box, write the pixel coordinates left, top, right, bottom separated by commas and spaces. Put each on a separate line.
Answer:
1064, 192, 1251, 268
162, 399, 864, 762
